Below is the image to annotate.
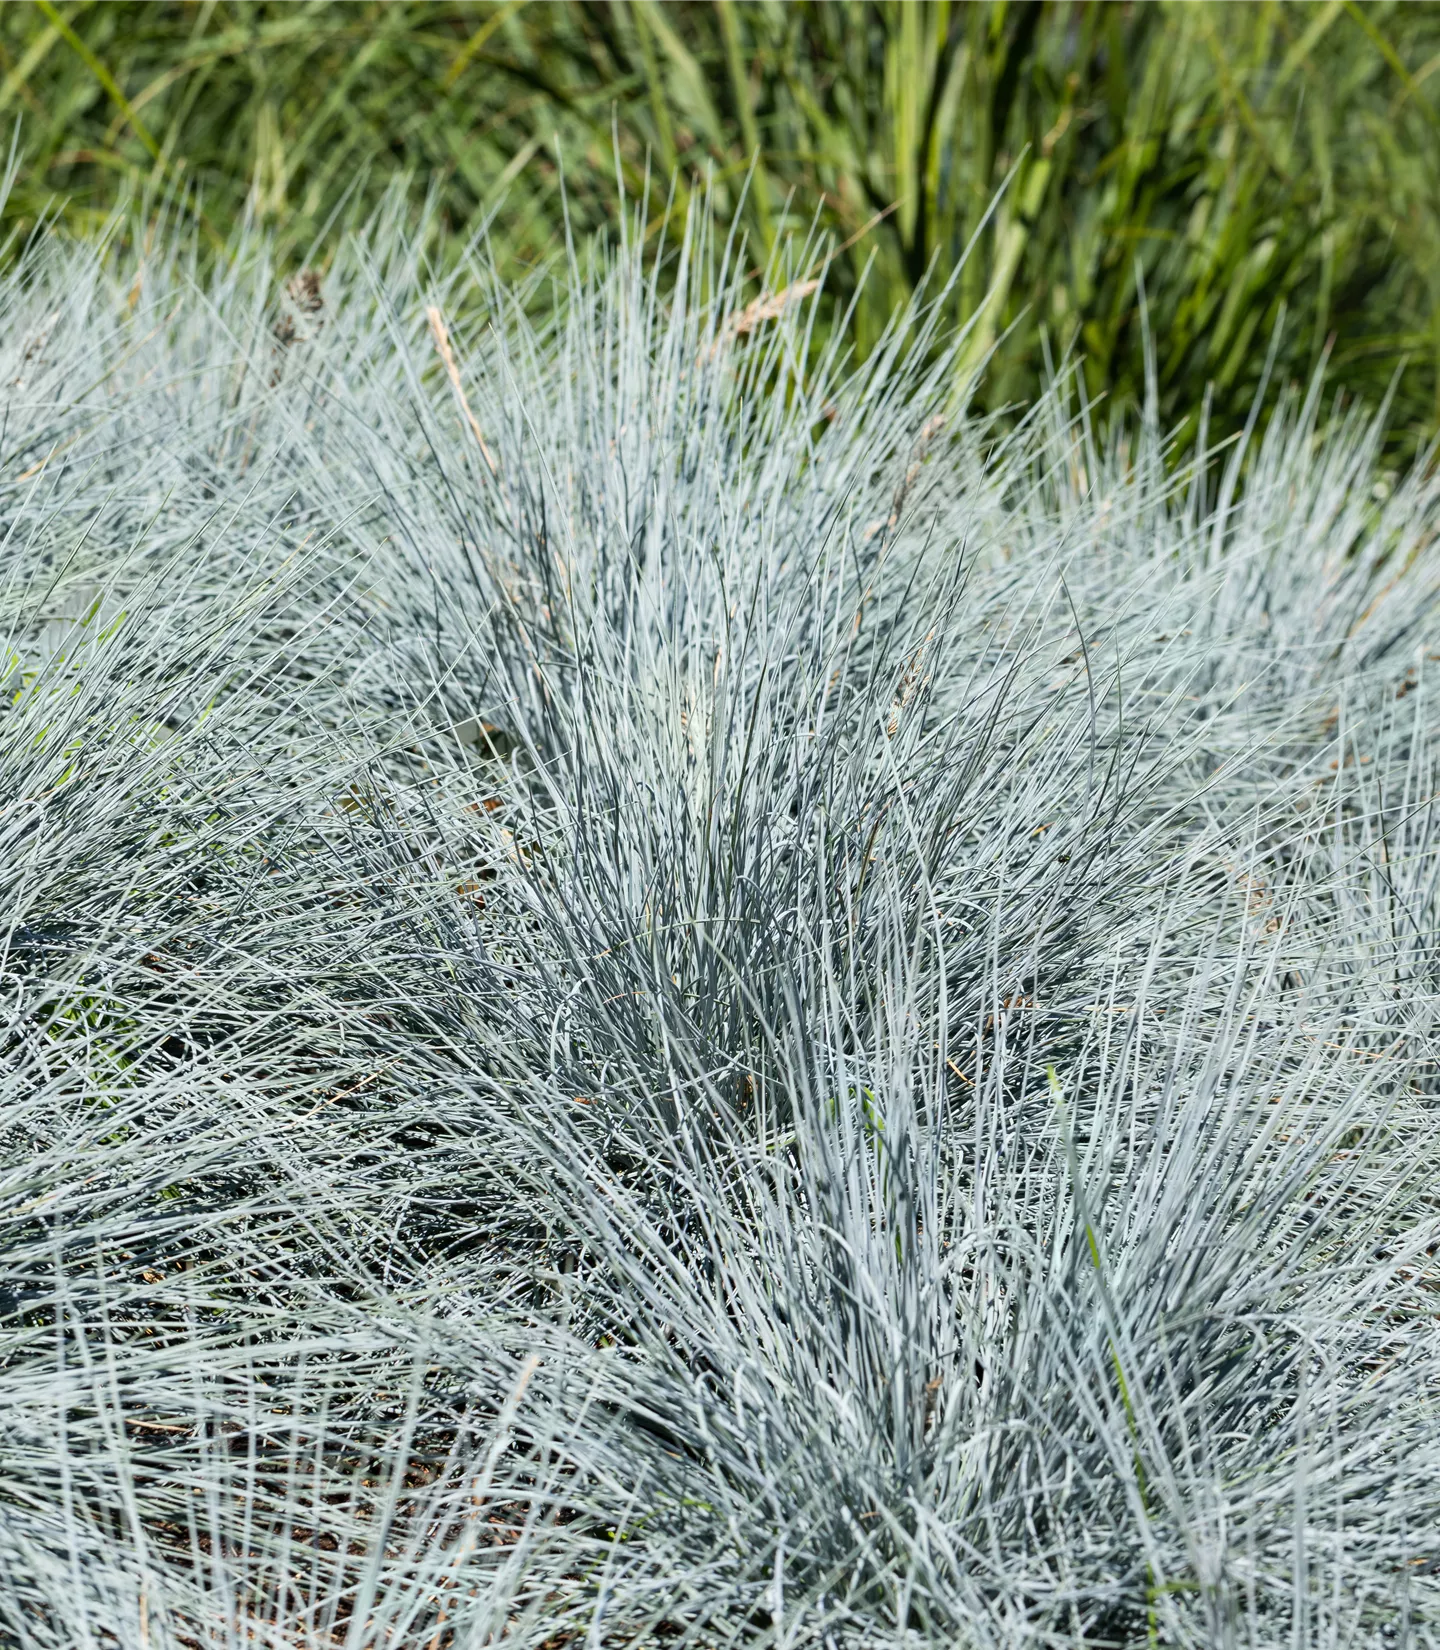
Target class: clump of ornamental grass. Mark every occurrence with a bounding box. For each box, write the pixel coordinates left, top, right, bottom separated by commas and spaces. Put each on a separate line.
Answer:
1, 186, 1439, 1649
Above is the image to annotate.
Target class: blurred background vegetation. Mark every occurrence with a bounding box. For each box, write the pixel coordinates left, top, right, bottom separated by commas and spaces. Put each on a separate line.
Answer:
4, 0, 1440, 460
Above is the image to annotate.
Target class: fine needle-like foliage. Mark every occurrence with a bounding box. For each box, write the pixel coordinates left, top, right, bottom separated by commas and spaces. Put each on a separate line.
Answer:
1, 184, 1439, 1647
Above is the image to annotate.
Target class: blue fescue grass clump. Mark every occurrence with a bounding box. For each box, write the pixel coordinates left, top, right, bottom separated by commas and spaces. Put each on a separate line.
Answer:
2, 190, 1439, 1649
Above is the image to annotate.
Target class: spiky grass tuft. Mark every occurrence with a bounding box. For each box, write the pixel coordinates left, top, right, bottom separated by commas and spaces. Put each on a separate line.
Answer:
2, 194, 1439, 1648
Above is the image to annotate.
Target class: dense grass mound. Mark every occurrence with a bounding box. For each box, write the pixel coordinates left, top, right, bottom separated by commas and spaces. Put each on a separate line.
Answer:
2, 201, 1439, 1648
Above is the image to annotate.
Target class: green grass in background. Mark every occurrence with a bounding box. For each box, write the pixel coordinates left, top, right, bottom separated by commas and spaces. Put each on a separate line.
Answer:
4, 0, 1440, 459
